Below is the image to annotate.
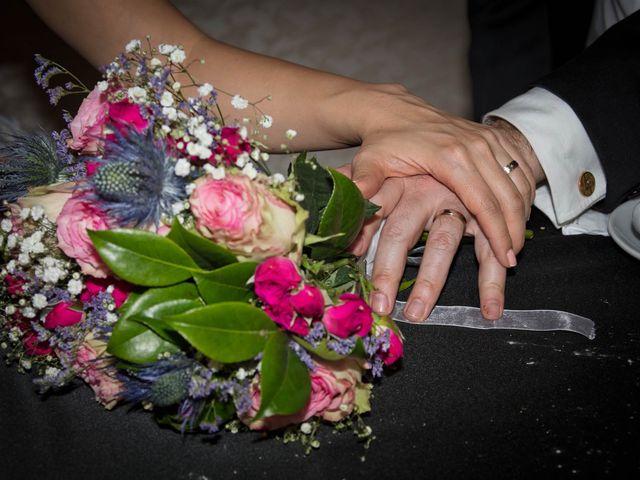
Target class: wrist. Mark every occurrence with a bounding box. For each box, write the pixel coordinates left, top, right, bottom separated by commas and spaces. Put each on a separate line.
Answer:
485, 117, 546, 184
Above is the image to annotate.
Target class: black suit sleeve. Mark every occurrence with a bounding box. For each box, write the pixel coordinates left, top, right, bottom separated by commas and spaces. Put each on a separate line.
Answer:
535, 10, 640, 211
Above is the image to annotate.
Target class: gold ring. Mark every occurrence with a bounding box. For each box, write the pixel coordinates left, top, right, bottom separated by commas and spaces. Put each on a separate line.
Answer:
503, 159, 519, 174
434, 208, 467, 226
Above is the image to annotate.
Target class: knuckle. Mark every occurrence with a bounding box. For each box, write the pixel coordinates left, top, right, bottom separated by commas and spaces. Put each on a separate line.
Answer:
413, 277, 440, 296
427, 229, 459, 253
441, 142, 467, 163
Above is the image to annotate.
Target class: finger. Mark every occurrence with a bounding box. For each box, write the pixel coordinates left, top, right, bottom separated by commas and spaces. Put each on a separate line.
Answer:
473, 229, 507, 320
370, 187, 431, 315
428, 142, 516, 268
335, 163, 352, 178
468, 132, 527, 254
351, 150, 387, 199
350, 178, 404, 256
503, 159, 533, 221
404, 209, 466, 321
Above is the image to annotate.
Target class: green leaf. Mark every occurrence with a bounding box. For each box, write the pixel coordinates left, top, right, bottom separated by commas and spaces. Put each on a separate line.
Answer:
167, 218, 237, 270
107, 315, 180, 364
166, 302, 277, 362
193, 261, 257, 304
132, 298, 203, 343
107, 283, 202, 362
292, 153, 333, 235
89, 229, 201, 286
254, 331, 311, 420
364, 200, 381, 219
293, 337, 348, 361
311, 168, 366, 259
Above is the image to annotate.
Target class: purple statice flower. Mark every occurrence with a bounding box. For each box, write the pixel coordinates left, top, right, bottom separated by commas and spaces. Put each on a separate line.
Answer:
304, 322, 326, 347
199, 420, 221, 434
47, 86, 64, 106
363, 329, 391, 358
189, 364, 218, 400
234, 380, 253, 416
327, 336, 356, 356
289, 340, 315, 371
371, 356, 384, 378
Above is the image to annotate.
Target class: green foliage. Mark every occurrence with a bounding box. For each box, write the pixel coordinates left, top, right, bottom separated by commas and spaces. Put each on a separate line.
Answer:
167, 218, 237, 270
193, 262, 257, 304
166, 303, 277, 363
89, 229, 201, 286
254, 331, 311, 420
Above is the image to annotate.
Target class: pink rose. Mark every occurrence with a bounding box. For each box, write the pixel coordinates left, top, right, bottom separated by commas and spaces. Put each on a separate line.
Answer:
56, 195, 112, 278
43, 302, 84, 329
23, 331, 53, 356
254, 257, 302, 305
108, 100, 149, 135
264, 303, 310, 336
73, 334, 122, 409
289, 284, 325, 319
79, 278, 131, 308
190, 175, 302, 259
213, 127, 252, 166
17, 182, 74, 222
322, 293, 374, 339
379, 328, 404, 366
5, 274, 26, 295
69, 86, 109, 153
245, 359, 363, 430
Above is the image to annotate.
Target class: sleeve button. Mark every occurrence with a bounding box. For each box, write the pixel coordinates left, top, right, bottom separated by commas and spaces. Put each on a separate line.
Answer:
579, 171, 596, 196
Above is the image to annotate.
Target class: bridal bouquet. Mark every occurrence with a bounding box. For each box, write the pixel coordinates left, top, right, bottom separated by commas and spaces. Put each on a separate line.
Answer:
0, 39, 403, 449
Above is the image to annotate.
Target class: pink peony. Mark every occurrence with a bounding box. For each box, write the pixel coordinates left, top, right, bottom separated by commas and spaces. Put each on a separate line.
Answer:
254, 256, 302, 305
69, 86, 109, 153
56, 195, 112, 278
379, 328, 404, 366
73, 334, 122, 409
322, 293, 374, 338
79, 278, 131, 308
245, 359, 363, 430
190, 175, 302, 259
289, 284, 325, 319
43, 302, 84, 329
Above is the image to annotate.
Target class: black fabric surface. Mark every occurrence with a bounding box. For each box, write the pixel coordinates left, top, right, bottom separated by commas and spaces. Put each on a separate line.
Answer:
2, 207, 640, 479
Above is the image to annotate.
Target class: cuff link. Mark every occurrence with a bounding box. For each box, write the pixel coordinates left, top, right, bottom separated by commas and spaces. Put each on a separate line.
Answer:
579, 171, 596, 197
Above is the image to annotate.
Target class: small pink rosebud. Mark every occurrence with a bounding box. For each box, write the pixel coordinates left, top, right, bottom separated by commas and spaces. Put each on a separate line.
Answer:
289, 284, 325, 319
43, 302, 84, 329
254, 257, 302, 305
322, 293, 373, 339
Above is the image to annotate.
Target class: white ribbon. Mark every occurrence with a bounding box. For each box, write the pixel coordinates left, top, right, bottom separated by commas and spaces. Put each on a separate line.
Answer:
365, 223, 595, 339
391, 302, 596, 339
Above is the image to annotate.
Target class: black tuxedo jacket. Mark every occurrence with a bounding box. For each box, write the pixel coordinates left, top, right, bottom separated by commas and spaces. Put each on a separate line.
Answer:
469, 1, 640, 212
536, 10, 640, 211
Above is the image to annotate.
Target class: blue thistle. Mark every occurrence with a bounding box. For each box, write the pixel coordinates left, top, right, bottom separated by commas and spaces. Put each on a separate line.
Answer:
89, 128, 186, 228
120, 356, 195, 407
0, 121, 78, 203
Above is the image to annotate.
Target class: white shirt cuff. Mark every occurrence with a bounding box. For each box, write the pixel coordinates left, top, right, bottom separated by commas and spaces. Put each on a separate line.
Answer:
485, 87, 606, 228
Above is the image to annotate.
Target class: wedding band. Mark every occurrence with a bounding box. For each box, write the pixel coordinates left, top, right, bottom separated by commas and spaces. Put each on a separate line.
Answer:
503, 159, 519, 174
434, 209, 467, 226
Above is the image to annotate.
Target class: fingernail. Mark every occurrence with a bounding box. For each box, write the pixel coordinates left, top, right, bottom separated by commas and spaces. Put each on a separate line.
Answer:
405, 299, 427, 322
507, 249, 517, 267
371, 292, 389, 314
483, 301, 502, 320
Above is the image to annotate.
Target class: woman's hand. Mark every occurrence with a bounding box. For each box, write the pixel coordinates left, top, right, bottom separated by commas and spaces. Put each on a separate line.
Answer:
346, 85, 543, 270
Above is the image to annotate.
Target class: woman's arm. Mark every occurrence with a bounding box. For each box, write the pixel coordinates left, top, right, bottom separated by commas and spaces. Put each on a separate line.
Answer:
27, 0, 533, 269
